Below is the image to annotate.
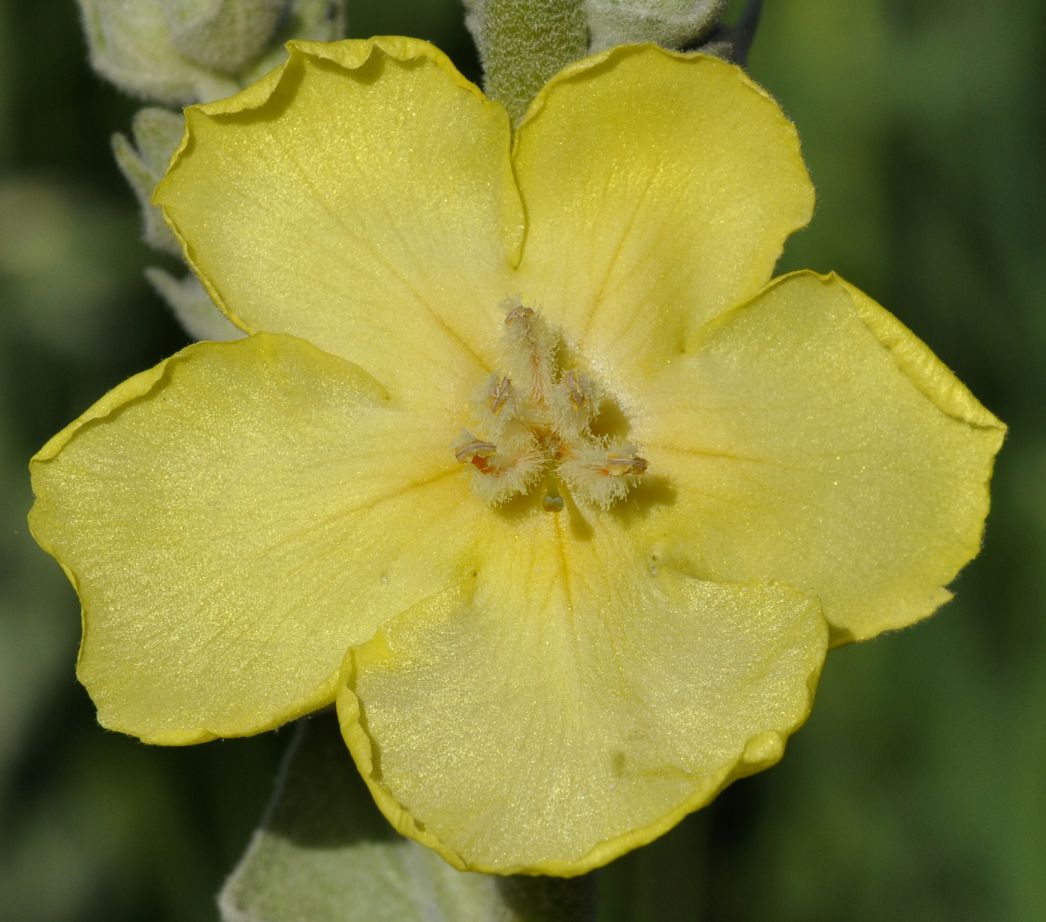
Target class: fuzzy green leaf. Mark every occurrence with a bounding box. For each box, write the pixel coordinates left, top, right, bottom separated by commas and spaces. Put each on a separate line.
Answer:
145, 268, 242, 341
112, 108, 185, 256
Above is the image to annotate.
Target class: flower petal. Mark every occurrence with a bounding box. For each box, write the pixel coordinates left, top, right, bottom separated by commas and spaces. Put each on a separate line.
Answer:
512, 45, 814, 377
154, 38, 523, 408
338, 511, 826, 874
29, 333, 479, 744
637, 271, 1006, 643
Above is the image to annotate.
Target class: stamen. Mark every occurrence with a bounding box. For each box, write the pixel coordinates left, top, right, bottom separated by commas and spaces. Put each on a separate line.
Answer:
602, 452, 648, 477
455, 435, 498, 473
558, 443, 648, 509
505, 305, 535, 326
489, 376, 512, 416
564, 370, 587, 410
503, 300, 555, 404
456, 304, 650, 510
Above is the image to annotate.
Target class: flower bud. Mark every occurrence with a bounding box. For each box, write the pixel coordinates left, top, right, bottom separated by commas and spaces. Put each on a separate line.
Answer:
584, 0, 726, 51
79, 0, 238, 104
163, 0, 286, 73
78, 0, 346, 105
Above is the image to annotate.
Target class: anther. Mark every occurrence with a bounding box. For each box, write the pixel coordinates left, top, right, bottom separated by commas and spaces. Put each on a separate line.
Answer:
564, 370, 587, 410
489, 376, 512, 415
455, 435, 498, 473
505, 305, 535, 326
602, 452, 648, 477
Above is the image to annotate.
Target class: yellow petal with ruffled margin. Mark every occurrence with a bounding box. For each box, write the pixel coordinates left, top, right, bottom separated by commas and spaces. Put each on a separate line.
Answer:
512, 45, 813, 379
337, 507, 826, 875
155, 38, 522, 408
637, 272, 1006, 644
29, 333, 479, 744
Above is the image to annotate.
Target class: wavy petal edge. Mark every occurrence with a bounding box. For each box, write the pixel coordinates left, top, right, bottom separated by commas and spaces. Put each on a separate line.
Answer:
687, 269, 1006, 645
336, 576, 827, 877
153, 36, 505, 334
27, 333, 390, 746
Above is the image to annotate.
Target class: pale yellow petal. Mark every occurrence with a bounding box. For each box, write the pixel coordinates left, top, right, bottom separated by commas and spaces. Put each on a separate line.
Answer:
512, 45, 814, 378
155, 38, 522, 408
338, 507, 826, 874
636, 271, 1005, 642
29, 334, 480, 744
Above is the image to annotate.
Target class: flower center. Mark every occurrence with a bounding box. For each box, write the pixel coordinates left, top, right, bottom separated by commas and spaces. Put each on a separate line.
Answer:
454, 301, 647, 511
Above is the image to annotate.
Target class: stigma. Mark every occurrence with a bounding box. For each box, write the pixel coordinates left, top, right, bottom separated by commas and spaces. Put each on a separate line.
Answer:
454, 299, 647, 511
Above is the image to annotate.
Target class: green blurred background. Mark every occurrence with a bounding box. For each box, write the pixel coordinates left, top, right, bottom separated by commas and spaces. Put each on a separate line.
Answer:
1, 1, 1042, 919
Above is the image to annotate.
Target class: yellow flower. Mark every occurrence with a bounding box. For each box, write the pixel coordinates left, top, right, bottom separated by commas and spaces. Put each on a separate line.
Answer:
29, 38, 1004, 876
